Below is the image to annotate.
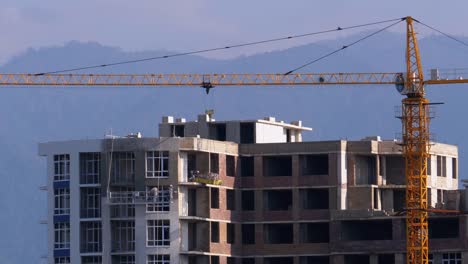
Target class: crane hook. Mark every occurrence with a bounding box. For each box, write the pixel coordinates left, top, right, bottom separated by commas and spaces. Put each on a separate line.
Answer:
201, 75, 214, 94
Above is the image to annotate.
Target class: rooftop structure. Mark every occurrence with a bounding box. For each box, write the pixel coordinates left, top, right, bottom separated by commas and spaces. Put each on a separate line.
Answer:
39, 113, 468, 264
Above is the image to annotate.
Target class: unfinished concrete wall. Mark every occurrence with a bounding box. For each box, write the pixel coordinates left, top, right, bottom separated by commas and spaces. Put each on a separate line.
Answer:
354, 155, 377, 185
347, 186, 373, 210
385, 156, 405, 185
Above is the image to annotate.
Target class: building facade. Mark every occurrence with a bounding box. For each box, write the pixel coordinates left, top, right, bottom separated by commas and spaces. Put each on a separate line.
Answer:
39, 114, 468, 264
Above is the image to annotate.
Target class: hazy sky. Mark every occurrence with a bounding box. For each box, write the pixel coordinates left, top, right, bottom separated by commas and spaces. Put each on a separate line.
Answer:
1, 0, 468, 64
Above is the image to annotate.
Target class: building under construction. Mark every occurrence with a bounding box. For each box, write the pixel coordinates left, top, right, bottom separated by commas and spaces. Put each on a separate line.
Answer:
39, 113, 468, 264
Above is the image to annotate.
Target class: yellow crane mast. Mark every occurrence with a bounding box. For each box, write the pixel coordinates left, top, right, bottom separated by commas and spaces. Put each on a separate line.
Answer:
403, 16, 429, 264
0, 16, 465, 264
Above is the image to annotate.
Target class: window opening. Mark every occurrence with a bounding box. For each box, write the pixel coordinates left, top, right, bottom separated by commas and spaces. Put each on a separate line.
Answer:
147, 220, 170, 247
146, 151, 169, 178
54, 154, 70, 181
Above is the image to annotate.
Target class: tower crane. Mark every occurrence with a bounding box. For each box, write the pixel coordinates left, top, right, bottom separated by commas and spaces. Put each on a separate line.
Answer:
0, 16, 466, 264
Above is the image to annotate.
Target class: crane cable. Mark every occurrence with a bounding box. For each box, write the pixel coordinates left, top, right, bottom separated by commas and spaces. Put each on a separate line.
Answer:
284, 18, 405, 75
34, 17, 404, 75
415, 20, 468, 49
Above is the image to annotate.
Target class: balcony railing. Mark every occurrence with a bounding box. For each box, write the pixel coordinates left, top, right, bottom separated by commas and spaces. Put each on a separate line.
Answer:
108, 188, 172, 205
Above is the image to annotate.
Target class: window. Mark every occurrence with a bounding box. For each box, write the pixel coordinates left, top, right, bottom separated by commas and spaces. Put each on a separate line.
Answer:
111, 220, 135, 252
227, 223, 235, 244
240, 156, 254, 177
54, 257, 70, 264
227, 257, 237, 264
54, 222, 70, 249
264, 190, 292, 211
147, 151, 169, 178
300, 189, 329, 210
300, 154, 328, 175
209, 124, 227, 141
210, 153, 219, 173
147, 220, 170, 247
264, 224, 293, 244
227, 189, 236, 210
147, 186, 171, 212
148, 255, 170, 264
240, 122, 255, 144
442, 252, 462, 264
80, 153, 100, 184
263, 156, 292, 177
80, 187, 101, 218
111, 152, 135, 184
171, 125, 184, 137
242, 224, 255, 244
54, 188, 70, 215
80, 221, 102, 253
211, 188, 219, 209
242, 190, 255, 211
299, 223, 329, 243
110, 204, 135, 218
54, 154, 70, 181
112, 255, 135, 264
452, 158, 457, 179
226, 155, 236, 176
427, 156, 432, 176
437, 155, 447, 177
242, 259, 255, 264
82, 256, 102, 264
211, 222, 219, 243
211, 256, 220, 264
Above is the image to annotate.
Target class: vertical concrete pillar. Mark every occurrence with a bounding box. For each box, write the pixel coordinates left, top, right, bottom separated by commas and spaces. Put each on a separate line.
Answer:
337, 148, 348, 210
134, 151, 146, 191
254, 156, 263, 187
381, 156, 387, 185
134, 205, 146, 264
255, 223, 263, 246
292, 155, 299, 185
330, 255, 344, 264
69, 152, 80, 264
100, 196, 111, 264
293, 223, 300, 244
255, 190, 263, 220
394, 253, 405, 264
370, 255, 378, 264
292, 188, 300, 220
376, 155, 382, 185
433, 253, 443, 263
256, 257, 264, 264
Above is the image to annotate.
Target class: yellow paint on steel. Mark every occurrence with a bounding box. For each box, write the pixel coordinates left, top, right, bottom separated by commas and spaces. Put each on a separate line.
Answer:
404, 17, 429, 264
0, 73, 401, 86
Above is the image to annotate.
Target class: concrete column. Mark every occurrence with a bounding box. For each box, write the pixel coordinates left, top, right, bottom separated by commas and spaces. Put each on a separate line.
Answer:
293, 223, 300, 244
47, 156, 54, 264
254, 156, 263, 187
292, 188, 300, 220
433, 253, 443, 263
337, 150, 347, 210
370, 255, 378, 264
134, 205, 146, 264
292, 155, 299, 186
381, 156, 387, 185
394, 253, 405, 264
255, 190, 263, 221
100, 198, 111, 264
330, 255, 344, 264
70, 152, 80, 264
